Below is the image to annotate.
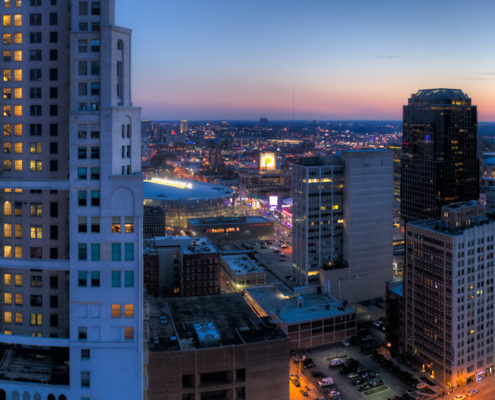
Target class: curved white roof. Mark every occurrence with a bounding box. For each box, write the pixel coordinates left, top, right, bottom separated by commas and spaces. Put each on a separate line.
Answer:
144, 178, 234, 202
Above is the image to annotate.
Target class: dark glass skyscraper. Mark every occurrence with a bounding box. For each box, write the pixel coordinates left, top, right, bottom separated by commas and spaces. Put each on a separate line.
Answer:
401, 89, 479, 222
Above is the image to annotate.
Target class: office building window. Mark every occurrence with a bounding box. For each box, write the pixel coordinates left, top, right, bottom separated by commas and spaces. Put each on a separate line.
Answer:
78, 243, 87, 260
111, 304, 120, 318
78, 271, 87, 287
124, 304, 134, 318
124, 217, 134, 233
81, 371, 90, 388
124, 271, 134, 287
78, 326, 87, 340
124, 326, 134, 341
91, 243, 100, 261
124, 243, 134, 261
91, 271, 100, 287
111, 271, 121, 287
111, 243, 121, 261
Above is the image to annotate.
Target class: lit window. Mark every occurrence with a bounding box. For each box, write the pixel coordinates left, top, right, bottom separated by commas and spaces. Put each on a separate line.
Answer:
3, 105, 12, 116
3, 15, 11, 27
13, 105, 21, 116
14, 69, 21, 81
4, 293, 11, 305
3, 224, 12, 238
30, 225, 42, 239
13, 142, 22, 153
4, 201, 12, 215
14, 160, 22, 171
3, 123, 11, 136
4, 160, 12, 171
30, 160, 42, 171
29, 142, 41, 153
13, 14, 21, 26
13, 88, 21, 99
14, 201, 21, 215
15, 312, 22, 324
4, 274, 11, 286
30, 203, 42, 216
3, 88, 11, 100
111, 217, 121, 233
14, 246, 21, 258
124, 304, 134, 318
13, 123, 21, 136
3, 33, 11, 44
4, 312, 12, 324
13, 50, 21, 61
14, 224, 21, 238
30, 313, 42, 326
15, 293, 22, 305
124, 217, 134, 233
4, 246, 12, 258
4, 0, 11, 8
15, 0, 20, 7
14, 274, 22, 286
111, 304, 121, 318
3, 143, 11, 153
13, 33, 21, 44
124, 326, 134, 340
4, 330, 11, 335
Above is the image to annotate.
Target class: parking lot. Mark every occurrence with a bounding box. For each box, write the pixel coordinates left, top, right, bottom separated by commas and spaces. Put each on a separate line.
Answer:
293, 326, 441, 400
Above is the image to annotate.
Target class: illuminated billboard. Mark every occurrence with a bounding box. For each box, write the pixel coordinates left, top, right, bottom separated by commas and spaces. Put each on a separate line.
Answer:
259, 152, 276, 171
269, 196, 278, 207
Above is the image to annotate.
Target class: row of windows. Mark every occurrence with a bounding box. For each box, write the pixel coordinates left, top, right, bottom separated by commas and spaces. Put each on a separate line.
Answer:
4, 311, 43, 325
2, 68, 59, 82
3, 159, 59, 172
4, 142, 57, 154
77, 242, 134, 261
3, 12, 59, 27
111, 304, 133, 318
78, 146, 99, 159
3, 223, 60, 240
3, 200, 58, 217
79, 1, 101, 16
3, 245, 60, 259
3, 273, 58, 288
4, 293, 59, 308
78, 325, 134, 341
3, 123, 59, 137
78, 190, 100, 206
3, 104, 60, 117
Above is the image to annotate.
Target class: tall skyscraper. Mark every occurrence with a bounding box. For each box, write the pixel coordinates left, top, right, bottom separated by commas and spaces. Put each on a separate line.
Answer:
293, 151, 393, 299
404, 201, 494, 387
401, 89, 479, 222
0, 1, 142, 399
292, 156, 344, 286
180, 119, 188, 134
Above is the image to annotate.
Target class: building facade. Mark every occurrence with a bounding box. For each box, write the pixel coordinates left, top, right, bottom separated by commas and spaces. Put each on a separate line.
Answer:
0, 1, 143, 398
292, 156, 344, 286
143, 205, 165, 238
401, 88, 479, 222
145, 294, 289, 400
405, 202, 494, 387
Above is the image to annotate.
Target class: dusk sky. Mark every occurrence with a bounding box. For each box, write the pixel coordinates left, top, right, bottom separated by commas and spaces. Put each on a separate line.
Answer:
117, 0, 495, 121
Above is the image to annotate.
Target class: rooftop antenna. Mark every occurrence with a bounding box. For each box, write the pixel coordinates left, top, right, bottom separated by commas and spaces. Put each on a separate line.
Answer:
292, 86, 295, 121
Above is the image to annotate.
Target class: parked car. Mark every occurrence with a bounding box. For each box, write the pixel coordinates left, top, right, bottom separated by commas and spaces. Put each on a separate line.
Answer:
329, 358, 344, 367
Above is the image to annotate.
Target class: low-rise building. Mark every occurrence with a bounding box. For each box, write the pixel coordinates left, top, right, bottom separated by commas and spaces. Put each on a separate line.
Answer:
187, 216, 273, 241
145, 294, 289, 400
245, 285, 356, 349
220, 254, 266, 291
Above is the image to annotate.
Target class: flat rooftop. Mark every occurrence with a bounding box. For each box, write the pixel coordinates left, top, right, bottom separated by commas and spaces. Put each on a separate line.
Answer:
180, 237, 218, 255
188, 216, 271, 226
389, 282, 403, 297
222, 255, 265, 275
410, 212, 495, 236
246, 284, 354, 325
146, 294, 286, 352
0, 345, 69, 386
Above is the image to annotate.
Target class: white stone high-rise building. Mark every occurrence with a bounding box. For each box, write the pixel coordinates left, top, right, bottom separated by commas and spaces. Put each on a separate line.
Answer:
0, 1, 143, 399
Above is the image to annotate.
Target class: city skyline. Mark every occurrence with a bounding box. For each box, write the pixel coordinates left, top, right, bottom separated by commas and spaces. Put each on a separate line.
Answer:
118, 0, 495, 121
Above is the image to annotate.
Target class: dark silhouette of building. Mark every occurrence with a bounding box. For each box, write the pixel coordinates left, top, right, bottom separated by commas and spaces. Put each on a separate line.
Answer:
144, 206, 165, 238
401, 89, 479, 222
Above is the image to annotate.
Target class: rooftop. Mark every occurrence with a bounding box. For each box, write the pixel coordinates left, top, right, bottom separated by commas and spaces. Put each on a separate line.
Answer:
408, 88, 471, 105
222, 255, 265, 275
146, 294, 287, 352
144, 177, 234, 202
246, 284, 354, 325
180, 238, 218, 255
388, 281, 403, 298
